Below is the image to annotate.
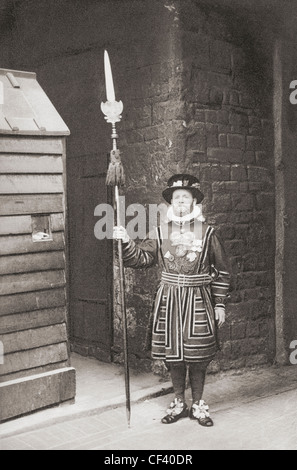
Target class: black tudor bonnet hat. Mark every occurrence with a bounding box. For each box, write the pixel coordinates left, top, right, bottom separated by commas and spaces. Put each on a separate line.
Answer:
162, 174, 204, 204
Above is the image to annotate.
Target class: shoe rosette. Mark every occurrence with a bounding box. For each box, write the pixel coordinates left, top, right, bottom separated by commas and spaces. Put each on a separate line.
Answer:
166, 398, 185, 416
192, 400, 210, 419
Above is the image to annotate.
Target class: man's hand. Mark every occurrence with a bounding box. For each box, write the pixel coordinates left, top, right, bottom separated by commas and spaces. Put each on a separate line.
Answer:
113, 226, 130, 243
214, 307, 225, 328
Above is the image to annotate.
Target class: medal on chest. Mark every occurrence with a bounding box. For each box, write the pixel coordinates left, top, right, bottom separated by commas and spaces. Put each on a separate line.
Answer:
163, 228, 203, 271
175, 245, 188, 257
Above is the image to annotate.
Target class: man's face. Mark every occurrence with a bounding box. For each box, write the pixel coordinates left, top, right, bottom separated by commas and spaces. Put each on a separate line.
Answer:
171, 189, 196, 216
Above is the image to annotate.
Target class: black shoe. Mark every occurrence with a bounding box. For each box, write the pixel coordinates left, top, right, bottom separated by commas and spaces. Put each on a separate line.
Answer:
161, 398, 189, 424
190, 400, 214, 427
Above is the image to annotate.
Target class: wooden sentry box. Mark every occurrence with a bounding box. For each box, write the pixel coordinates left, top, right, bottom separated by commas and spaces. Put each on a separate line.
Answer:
0, 68, 75, 422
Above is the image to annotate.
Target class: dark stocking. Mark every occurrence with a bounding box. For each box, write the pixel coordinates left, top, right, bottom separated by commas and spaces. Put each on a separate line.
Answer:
167, 361, 187, 402
188, 362, 207, 404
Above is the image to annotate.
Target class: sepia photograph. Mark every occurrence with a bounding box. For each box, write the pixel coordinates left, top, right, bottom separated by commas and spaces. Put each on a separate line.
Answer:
0, 0, 297, 453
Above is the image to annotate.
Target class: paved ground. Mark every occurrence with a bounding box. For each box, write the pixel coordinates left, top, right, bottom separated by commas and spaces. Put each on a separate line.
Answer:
2, 387, 296, 451
1, 355, 297, 451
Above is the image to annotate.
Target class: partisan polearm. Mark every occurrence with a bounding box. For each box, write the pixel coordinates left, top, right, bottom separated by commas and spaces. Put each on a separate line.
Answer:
101, 50, 130, 427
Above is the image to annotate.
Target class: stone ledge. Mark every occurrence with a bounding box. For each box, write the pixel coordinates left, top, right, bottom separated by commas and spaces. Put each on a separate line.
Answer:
0, 367, 76, 422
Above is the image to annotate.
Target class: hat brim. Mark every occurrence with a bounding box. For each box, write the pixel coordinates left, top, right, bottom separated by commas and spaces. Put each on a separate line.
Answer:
162, 186, 204, 204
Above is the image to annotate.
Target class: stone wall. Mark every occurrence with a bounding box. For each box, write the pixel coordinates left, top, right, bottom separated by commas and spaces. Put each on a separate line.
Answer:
116, 1, 277, 372
274, 32, 297, 363
111, 2, 186, 369
179, 1, 276, 371
0, 0, 284, 373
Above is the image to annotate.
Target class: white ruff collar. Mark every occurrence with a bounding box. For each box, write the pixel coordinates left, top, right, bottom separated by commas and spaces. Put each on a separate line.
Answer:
166, 205, 204, 224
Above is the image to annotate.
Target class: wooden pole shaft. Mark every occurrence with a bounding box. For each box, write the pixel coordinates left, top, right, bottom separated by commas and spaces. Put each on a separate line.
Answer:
115, 184, 131, 426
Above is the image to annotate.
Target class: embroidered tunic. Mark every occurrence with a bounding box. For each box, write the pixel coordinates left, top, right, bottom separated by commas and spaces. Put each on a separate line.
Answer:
122, 218, 231, 364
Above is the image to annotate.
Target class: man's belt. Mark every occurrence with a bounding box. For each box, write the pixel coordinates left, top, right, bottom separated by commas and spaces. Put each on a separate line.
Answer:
161, 272, 212, 287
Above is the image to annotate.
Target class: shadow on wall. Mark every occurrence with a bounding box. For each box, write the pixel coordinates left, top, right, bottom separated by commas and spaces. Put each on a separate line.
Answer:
198, 0, 277, 114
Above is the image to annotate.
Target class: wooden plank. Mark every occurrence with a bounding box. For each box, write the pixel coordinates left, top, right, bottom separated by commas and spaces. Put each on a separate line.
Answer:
0, 361, 69, 384
0, 251, 65, 275
0, 137, 63, 154
0, 307, 66, 334
0, 215, 32, 235
0, 154, 63, 174
1, 324, 67, 354
0, 342, 68, 376
0, 231, 64, 255
0, 174, 64, 194
0, 270, 66, 295
0, 288, 66, 316
0, 213, 64, 235
0, 194, 64, 215
50, 213, 64, 231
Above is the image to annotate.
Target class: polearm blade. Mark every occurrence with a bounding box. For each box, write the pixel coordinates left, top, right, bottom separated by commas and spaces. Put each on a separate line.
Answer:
101, 50, 130, 427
